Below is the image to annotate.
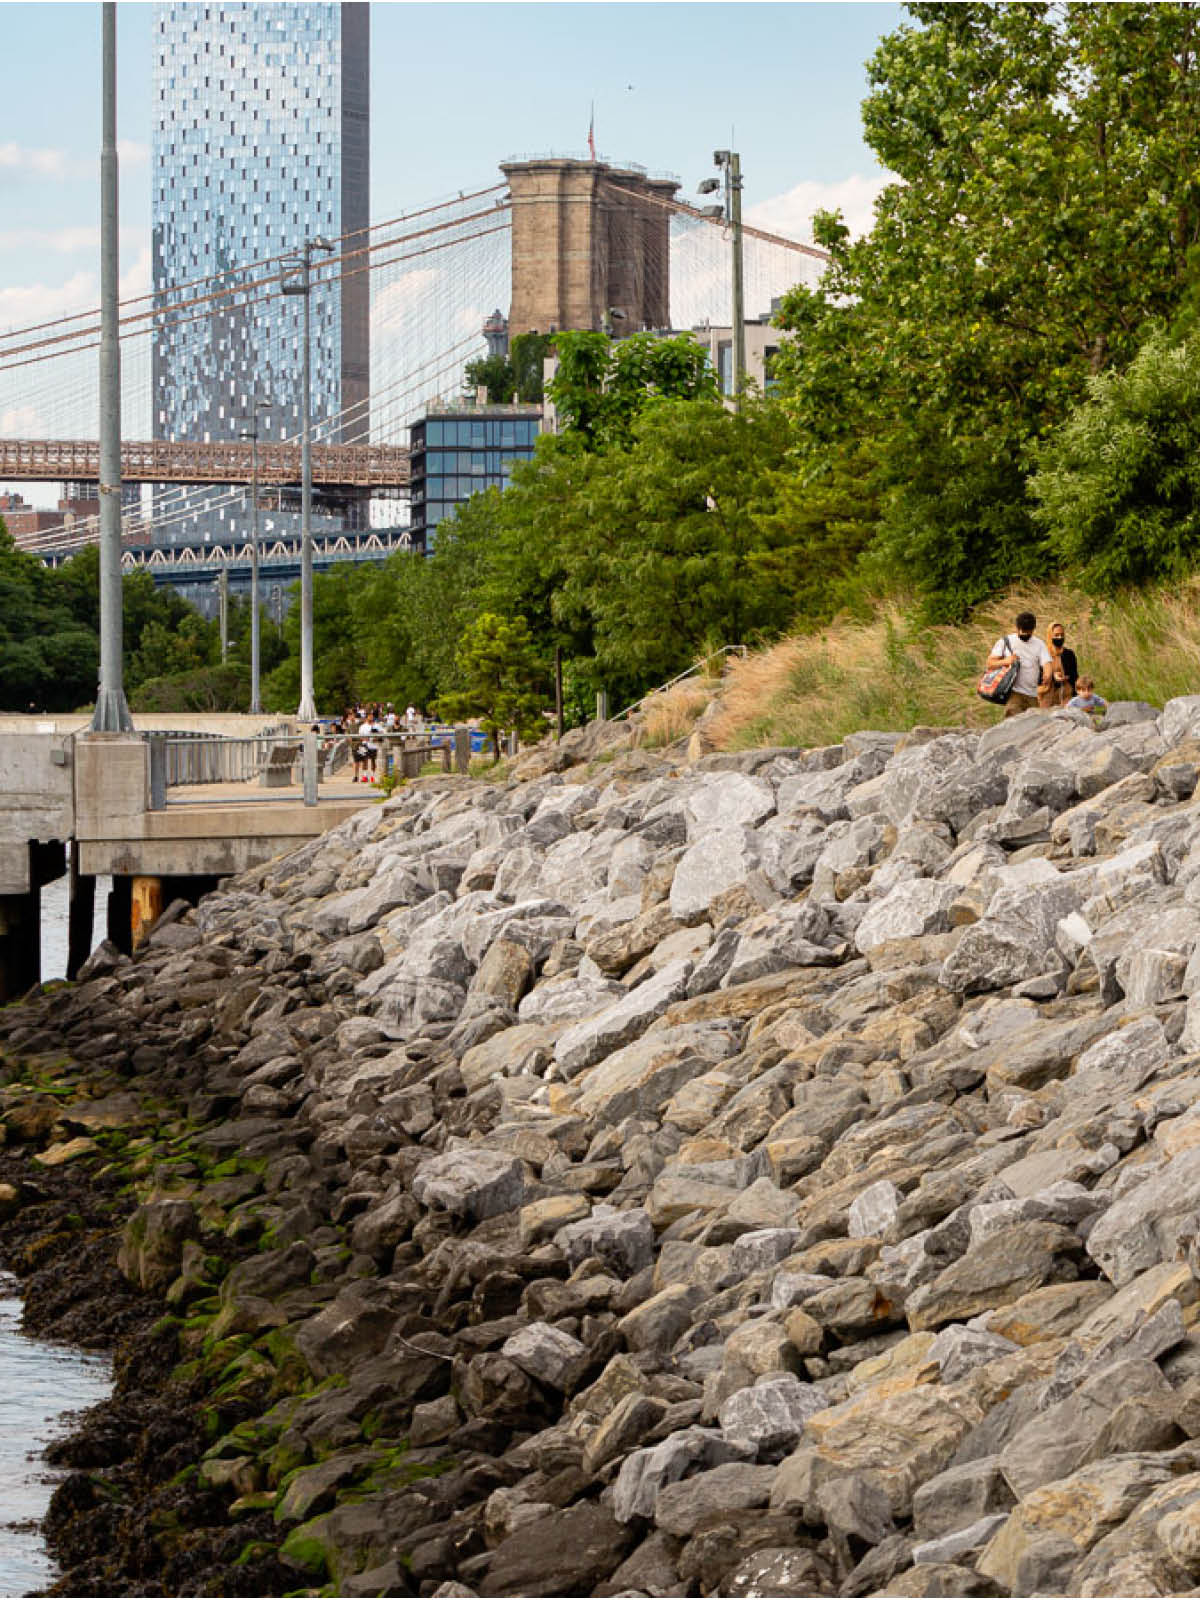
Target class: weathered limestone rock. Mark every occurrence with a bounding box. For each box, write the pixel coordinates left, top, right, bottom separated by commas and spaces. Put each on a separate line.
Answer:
855, 881, 960, 956
554, 959, 694, 1078
411, 1147, 525, 1221
1085, 1147, 1200, 1286
501, 1322, 586, 1390
669, 827, 766, 924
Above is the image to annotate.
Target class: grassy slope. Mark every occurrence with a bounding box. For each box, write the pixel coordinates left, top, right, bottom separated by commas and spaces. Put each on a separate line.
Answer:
642, 582, 1200, 753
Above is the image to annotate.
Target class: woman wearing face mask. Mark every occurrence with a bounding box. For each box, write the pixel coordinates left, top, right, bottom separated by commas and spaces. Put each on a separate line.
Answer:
1039, 622, 1078, 708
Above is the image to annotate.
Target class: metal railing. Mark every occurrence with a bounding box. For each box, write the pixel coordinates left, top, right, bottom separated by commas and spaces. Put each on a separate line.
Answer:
611, 645, 749, 722
146, 726, 465, 809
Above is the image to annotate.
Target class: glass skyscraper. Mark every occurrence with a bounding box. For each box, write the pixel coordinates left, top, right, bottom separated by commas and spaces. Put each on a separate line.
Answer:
151, 2, 369, 545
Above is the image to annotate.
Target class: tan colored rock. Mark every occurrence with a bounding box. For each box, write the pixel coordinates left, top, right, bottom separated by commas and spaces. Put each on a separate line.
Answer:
459, 1022, 560, 1094
585, 902, 681, 977
470, 937, 535, 1007
723, 1318, 804, 1388
978, 1454, 1178, 1590
906, 1222, 1081, 1331
980, 1280, 1114, 1345
846, 1331, 936, 1395
1072, 1261, 1199, 1349
779, 1386, 984, 1518
784, 1307, 823, 1356
518, 1193, 589, 1248
657, 969, 823, 1029
570, 1353, 647, 1421
661, 1068, 739, 1133
1157, 1499, 1200, 1573
34, 1135, 98, 1166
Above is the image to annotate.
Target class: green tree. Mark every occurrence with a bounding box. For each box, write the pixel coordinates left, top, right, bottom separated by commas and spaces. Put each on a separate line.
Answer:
463, 353, 515, 404
1031, 325, 1200, 590
547, 329, 717, 449
773, 1, 1200, 616
553, 396, 802, 687
435, 612, 547, 761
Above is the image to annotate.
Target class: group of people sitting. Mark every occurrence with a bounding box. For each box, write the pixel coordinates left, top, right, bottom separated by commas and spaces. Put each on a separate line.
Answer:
325, 702, 423, 783
986, 612, 1107, 719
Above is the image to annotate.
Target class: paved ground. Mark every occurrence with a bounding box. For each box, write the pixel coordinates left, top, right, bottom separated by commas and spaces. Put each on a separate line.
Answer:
165, 775, 381, 807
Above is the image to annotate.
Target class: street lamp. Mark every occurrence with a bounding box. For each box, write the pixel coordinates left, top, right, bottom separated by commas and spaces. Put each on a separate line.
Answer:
239, 398, 270, 714
699, 151, 745, 408
282, 234, 334, 722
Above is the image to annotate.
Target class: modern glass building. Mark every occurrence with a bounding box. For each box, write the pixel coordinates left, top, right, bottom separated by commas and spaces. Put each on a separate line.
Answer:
151, 1, 369, 546
407, 404, 541, 551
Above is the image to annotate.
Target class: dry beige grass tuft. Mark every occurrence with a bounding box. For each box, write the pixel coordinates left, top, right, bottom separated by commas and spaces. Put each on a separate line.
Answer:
706, 582, 1200, 751
636, 678, 719, 749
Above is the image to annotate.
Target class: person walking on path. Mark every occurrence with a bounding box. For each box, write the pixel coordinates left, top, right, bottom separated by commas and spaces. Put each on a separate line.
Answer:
1039, 621, 1078, 708
986, 611, 1053, 717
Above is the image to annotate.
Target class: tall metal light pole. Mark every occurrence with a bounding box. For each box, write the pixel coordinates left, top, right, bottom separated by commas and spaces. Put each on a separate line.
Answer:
92, 0, 132, 731
240, 399, 269, 714
700, 150, 746, 409
282, 236, 333, 723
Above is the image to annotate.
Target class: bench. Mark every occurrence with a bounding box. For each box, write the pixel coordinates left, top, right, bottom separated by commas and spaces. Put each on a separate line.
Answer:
259, 742, 298, 788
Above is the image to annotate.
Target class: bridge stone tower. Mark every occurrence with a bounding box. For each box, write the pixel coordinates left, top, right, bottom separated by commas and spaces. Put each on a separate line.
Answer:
501, 158, 678, 337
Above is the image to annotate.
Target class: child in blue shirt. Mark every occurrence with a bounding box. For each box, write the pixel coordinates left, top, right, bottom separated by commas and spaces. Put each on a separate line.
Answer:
1067, 675, 1107, 715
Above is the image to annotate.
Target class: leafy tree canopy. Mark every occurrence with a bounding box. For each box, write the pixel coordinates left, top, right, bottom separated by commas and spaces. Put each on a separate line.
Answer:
773, 1, 1200, 616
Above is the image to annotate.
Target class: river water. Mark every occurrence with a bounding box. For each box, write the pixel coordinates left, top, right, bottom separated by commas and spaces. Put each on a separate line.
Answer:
0, 1281, 112, 1595
39, 874, 111, 984
0, 881, 116, 1593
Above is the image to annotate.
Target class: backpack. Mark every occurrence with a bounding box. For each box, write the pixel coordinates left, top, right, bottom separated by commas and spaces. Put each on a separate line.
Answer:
978, 636, 1021, 705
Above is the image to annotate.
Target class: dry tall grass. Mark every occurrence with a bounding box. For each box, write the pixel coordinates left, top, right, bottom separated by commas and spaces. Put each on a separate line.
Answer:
636, 677, 719, 748
708, 582, 1200, 751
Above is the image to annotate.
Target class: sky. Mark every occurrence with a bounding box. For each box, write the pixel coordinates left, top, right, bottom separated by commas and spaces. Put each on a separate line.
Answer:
0, 0, 905, 501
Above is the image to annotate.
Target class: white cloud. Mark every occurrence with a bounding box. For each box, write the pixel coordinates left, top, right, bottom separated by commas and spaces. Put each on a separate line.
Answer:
0, 142, 69, 180
120, 243, 152, 301
373, 269, 441, 333
0, 269, 96, 331
0, 225, 144, 255
748, 172, 891, 245
117, 139, 150, 170
0, 140, 148, 186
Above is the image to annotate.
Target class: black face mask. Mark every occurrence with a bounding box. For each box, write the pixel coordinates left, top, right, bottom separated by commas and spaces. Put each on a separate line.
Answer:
1052, 637, 1065, 646
1017, 631, 1033, 641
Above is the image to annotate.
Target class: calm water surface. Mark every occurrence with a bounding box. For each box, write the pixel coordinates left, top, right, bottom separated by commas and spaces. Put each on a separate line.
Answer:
0, 1281, 112, 1596
39, 875, 111, 984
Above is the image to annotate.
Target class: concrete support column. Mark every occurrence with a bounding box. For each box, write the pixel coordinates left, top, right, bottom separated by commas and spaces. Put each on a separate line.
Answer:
107, 875, 133, 956
0, 889, 40, 1003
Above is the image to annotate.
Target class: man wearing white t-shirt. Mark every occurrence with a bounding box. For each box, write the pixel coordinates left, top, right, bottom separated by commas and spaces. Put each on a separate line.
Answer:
986, 611, 1053, 717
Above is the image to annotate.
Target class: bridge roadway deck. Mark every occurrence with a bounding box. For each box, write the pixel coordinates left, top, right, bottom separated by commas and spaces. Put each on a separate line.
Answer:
0, 437, 411, 488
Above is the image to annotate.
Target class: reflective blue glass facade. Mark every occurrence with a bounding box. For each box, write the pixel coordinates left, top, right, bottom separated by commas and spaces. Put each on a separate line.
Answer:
151, 2, 369, 545
408, 408, 541, 551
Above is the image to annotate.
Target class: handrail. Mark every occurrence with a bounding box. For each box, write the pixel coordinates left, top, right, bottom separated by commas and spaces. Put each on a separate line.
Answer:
610, 645, 749, 722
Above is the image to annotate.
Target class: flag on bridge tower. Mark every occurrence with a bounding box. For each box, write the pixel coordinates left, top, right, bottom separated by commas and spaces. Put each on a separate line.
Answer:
588, 104, 596, 161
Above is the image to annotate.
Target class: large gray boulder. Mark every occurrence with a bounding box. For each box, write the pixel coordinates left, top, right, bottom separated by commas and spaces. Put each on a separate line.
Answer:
411, 1146, 525, 1221
669, 827, 767, 923
1085, 1147, 1200, 1286
554, 959, 694, 1078
855, 879, 960, 956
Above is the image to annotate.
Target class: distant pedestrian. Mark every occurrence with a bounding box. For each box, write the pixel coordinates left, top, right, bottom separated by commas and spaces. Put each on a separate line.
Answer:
1039, 621, 1079, 708
405, 704, 418, 731
985, 612, 1053, 718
